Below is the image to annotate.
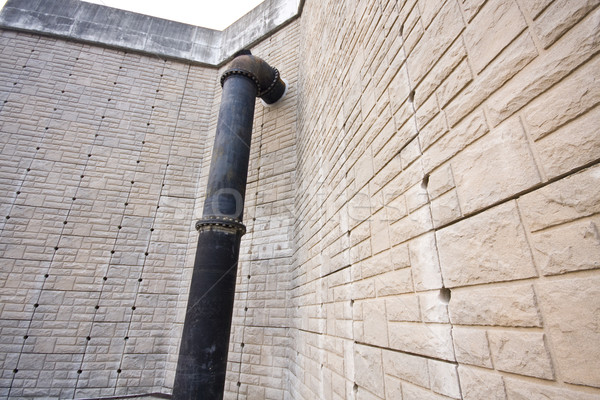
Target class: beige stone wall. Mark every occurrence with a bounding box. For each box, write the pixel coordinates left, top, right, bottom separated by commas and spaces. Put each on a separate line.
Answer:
1, 0, 600, 399
0, 30, 217, 397
290, 0, 600, 399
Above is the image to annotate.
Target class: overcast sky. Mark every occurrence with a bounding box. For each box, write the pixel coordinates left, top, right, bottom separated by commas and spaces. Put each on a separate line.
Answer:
0, 0, 265, 30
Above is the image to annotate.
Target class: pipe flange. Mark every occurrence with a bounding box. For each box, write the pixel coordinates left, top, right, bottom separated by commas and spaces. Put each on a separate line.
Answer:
195, 216, 247, 235
220, 69, 262, 93
220, 67, 280, 98
257, 68, 279, 98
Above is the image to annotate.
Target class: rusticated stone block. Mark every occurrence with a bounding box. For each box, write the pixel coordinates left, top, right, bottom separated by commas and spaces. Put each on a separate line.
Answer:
458, 365, 506, 400
451, 118, 541, 214
437, 201, 537, 287
488, 330, 554, 379
407, 0, 464, 85
428, 359, 460, 399
436, 59, 472, 108
375, 267, 414, 296
382, 348, 430, 388
384, 375, 403, 399
459, 0, 488, 21
418, 290, 449, 323
452, 326, 493, 368
430, 189, 461, 228
537, 275, 600, 387
389, 205, 433, 246
362, 299, 388, 347
504, 376, 600, 399
353, 344, 384, 398
463, 0, 526, 73
408, 232, 443, 291
386, 294, 421, 323
388, 322, 455, 361
523, 0, 553, 19
427, 163, 455, 200
401, 381, 452, 400
518, 164, 600, 231
422, 108, 489, 174
486, 6, 600, 125
523, 54, 600, 141
448, 284, 542, 327
532, 0, 600, 49
535, 105, 600, 178
530, 215, 600, 276
444, 31, 538, 128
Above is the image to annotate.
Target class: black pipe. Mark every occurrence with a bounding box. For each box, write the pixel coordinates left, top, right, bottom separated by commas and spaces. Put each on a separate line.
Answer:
172, 50, 286, 400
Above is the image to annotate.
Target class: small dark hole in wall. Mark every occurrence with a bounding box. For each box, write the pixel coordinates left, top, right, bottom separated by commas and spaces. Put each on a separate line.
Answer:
408, 90, 415, 103
421, 174, 430, 189
439, 287, 451, 304
400, 24, 404, 36
353, 383, 358, 392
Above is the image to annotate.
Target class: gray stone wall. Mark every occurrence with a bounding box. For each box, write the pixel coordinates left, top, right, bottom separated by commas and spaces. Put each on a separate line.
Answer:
0, 30, 217, 397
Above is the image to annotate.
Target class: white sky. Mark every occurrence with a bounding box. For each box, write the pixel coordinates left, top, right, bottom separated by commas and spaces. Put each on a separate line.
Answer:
0, 0, 266, 30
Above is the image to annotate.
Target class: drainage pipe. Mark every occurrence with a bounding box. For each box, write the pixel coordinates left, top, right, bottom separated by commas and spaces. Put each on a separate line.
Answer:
172, 50, 286, 400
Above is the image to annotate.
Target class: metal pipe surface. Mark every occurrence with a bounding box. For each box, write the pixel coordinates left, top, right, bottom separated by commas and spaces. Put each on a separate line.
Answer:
172, 51, 285, 400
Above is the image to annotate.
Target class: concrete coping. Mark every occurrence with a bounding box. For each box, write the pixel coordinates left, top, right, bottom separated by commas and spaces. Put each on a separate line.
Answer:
0, 0, 303, 66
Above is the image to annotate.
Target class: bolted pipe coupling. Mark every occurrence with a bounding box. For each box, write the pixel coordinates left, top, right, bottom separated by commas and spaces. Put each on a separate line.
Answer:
220, 49, 287, 105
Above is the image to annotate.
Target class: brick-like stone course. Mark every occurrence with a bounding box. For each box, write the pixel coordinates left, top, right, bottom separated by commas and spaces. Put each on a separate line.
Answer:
291, 0, 600, 399
0, 29, 215, 397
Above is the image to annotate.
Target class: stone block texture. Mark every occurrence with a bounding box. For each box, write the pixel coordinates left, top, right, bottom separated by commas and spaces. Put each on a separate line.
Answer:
0, 0, 599, 399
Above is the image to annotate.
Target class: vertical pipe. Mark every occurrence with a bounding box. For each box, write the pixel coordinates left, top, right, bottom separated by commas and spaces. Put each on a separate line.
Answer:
173, 51, 286, 399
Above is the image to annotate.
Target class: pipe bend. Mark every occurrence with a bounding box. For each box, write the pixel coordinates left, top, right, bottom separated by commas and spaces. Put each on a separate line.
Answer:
220, 50, 287, 104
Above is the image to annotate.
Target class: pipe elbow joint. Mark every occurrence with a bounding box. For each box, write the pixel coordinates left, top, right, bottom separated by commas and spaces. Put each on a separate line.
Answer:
220, 50, 287, 105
